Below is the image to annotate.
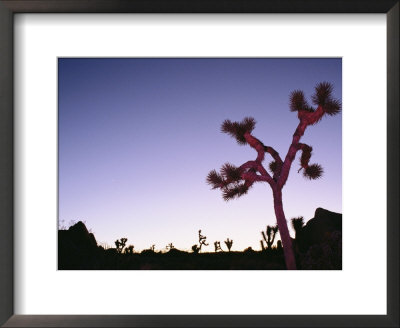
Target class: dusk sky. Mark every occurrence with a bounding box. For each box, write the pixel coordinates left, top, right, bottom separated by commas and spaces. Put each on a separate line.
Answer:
58, 58, 342, 252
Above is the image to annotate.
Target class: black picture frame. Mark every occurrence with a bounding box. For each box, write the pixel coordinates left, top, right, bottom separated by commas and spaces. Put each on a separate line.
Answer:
0, 1, 398, 327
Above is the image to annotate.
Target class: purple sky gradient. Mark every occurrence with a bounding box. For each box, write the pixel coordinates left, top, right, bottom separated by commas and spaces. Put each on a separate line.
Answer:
58, 58, 342, 252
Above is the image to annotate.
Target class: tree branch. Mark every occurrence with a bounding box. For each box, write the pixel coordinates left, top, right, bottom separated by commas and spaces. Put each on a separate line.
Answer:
278, 120, 306, 188
240, 160, 274, 185
241, 171, 270, 183
244, 132, 265, 162
241, 133, 277, 185
264, 145, 283, 166
297, 105, 324, 126
297, 143, 312, 170
278, 107, 326, 188
264, 145, 283, 179
277, 83, 341, 187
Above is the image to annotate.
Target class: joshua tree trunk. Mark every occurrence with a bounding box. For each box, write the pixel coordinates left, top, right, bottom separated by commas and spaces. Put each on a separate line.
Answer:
272, 187, 296, 270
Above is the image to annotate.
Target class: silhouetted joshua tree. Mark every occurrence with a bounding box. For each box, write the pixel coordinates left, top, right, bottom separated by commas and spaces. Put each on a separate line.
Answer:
214, 241, 223, 252
291, 217, 305, 239
166, 243, 175, 251
150, 244, 156, 252
207, 82, 341, 270
224, 238, 233, 252
260, 224, 279, 251
198, 229, 209, 253
115, 237, 128, 253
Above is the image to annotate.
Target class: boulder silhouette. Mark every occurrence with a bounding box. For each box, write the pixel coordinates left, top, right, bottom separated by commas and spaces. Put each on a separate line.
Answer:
297, 207, 342, 252
58, 221, 100, 269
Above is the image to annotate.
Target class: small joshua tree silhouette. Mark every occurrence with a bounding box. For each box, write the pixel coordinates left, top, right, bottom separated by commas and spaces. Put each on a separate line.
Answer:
260, 225, 279, 251
214, 241, 223, 252
197, 229, 209, 253
150, 244, 156, 252
115, 238, 128, 253
166, 243, 175, 251
224, 238, 233, 252
207, 82, 341, 270
291, 217, 305, 239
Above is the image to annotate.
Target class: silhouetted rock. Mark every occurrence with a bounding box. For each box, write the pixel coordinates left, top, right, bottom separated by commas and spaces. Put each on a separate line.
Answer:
66, 221, 97, 249
297, 207, 342, 252
301, 230, 342, 270
58, 221, 101, 269
293, 208, 342, 269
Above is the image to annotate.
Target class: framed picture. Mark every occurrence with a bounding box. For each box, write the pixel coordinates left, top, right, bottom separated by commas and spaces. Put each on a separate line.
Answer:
0, 1, 398, 327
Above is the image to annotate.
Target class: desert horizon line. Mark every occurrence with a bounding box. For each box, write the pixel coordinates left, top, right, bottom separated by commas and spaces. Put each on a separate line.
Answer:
58, 206, 341, 252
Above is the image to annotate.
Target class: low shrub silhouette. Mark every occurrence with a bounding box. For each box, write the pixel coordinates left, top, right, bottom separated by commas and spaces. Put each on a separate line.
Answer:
244, 246, 254, 254
192, 244, 200, 254
124, 245, 134, 254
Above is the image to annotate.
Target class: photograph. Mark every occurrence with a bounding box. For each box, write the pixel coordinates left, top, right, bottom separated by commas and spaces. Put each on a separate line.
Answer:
58, 58, 342, 270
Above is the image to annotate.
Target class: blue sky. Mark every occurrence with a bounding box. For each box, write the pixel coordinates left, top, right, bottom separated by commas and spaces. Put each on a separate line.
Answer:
58, 58, 342, 252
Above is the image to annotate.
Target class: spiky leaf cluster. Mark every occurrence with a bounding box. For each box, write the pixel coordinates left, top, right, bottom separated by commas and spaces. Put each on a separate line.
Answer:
290, 82, 341, 116
221, 163, 242, 182
269, 160, 282, 176
222, 183, 249, 201
323, 98, 342, 116
206, 170, 224, 189
269, 161, 277, 174
303, 164, 323, 180
207, 163, 244, 191
221, 117, 256, 145
311, 82, 341, 115
207, 162, 253, 201
289, 90, 313, 112
312, 82, 333, 105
